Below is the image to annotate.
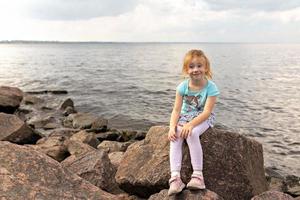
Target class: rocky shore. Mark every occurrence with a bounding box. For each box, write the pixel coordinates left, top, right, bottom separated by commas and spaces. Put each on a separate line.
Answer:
0, 85, 299, 200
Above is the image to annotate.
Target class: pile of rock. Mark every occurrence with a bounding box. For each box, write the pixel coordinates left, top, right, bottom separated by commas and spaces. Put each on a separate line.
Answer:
0, 86, 299, 200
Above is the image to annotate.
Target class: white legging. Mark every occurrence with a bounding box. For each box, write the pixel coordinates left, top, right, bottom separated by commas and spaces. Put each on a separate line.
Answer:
169, 121, 209, 173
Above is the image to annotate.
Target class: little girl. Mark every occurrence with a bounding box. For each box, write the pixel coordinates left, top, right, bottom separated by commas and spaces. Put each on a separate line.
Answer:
168, 49, 219, 196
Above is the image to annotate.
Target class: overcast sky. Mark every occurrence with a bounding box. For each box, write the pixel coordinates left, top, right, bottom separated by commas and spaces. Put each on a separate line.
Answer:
0, 0, 299, 42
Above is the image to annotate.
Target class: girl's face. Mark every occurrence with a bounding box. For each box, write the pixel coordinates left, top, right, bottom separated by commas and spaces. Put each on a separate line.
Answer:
187, 56, 207, 81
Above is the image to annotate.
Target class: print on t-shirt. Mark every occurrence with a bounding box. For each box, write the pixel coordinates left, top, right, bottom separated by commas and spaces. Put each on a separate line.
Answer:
184, 94, 203, 112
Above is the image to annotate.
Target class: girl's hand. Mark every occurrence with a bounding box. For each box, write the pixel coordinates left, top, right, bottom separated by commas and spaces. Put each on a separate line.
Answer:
180, 123, 194, 139
168, 127, 177, 142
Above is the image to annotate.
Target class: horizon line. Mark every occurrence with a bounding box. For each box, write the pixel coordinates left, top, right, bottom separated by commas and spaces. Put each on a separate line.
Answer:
0, 40, 299, 44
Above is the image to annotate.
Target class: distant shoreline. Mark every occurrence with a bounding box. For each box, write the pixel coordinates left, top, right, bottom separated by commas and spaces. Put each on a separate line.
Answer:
0, 40, 298, 44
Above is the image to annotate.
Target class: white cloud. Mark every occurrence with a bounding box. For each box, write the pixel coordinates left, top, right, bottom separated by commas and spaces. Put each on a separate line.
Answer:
0, 0, 299, 42
252, 7, 300, 23
6, 0, 139, 20
201, 0, 300, 11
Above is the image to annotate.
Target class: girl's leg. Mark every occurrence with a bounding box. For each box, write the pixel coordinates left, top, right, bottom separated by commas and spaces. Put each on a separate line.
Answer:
168, 126, 186, 196
186, 121, 209, 172
169, 125, 184, 176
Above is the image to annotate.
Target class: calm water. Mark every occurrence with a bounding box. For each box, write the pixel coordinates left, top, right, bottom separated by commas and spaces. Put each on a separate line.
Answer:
0, 42, 299, 176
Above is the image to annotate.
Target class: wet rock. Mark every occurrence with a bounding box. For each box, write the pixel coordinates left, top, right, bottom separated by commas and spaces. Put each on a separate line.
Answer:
0, 141, 115, 200
251, 191, 294, 200
0, 113, 41, 144
134, 131, 147, 140
43, 122, 60, 129
115, 126, 268, 199
0, 86, 23, 113
98, 140, 134, 153
95, 129, 146, 142
14, 108, 32, 121
41, 106, 54, 111
148, 189, 223, 200
62, 148, 122, 194
96, 129, 122, 142
265, 167, 285, 192
64, 112, 108, 130
48, 128, 80, 138
23, 94, 44, 105
26, 111, 66, 136
63, 106, 76, 116
108, 151, 125, 169
120, 130, 141, 141
69, 130, 99, 148
118, 129, 148, 142
18, 95, 68, 136
285, 175, 300, 197
265, 170, 300, 197
27, 115, 61, 129
91, 117, 108, 130
26, 90, 68, 94
59, 98, 74, 110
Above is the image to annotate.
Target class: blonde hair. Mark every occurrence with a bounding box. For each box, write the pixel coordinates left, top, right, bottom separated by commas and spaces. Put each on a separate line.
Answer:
182, 49, 212, 79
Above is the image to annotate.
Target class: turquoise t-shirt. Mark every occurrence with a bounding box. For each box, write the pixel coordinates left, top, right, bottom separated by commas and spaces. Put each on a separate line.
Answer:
176, 79, 220, 127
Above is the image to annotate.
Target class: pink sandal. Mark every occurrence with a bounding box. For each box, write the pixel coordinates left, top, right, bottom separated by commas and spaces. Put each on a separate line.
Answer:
186, 175, 206, 190
168, 176, 185, 196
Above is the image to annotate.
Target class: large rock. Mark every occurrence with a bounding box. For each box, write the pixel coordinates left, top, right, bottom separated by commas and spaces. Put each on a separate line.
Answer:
109, 151, 125, 169
149, 189, 223, 200
115, 126, 268, 199
0, 141, 115, 199
0, 86, 23, 113
0, 113, 41, 144
115, 127, 174, 198
62, 148, 122, 194
61, 140, 96, 165
251, 191, 294, 200
66, 139, 96, 155
29, 134, 70, 162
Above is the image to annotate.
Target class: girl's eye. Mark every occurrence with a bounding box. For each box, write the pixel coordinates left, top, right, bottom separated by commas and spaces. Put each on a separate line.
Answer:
189, 64, 202, 68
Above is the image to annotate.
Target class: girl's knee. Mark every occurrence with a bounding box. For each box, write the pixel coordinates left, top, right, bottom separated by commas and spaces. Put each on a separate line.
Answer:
186, 132, 200, 143
191, 128, 201, 138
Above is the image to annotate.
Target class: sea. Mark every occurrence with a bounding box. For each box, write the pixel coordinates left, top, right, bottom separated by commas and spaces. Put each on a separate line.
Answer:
0, 42, 299, 177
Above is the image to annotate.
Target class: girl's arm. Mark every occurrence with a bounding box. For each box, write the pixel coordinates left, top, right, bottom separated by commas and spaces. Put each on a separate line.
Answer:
169, 91, 183, 131
189, 96, 217, 127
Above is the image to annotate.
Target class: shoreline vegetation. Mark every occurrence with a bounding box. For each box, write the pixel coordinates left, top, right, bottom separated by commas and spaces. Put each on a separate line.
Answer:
0, 85, 299, 199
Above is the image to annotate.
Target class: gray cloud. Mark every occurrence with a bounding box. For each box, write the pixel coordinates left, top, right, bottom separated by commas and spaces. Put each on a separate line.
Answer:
201, 0, 300, 11
26, 0, 139, 20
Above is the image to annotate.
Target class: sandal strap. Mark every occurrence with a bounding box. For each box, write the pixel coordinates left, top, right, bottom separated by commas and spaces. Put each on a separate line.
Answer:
191, 175, 204, 180
169, 176, 179, 184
